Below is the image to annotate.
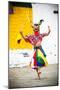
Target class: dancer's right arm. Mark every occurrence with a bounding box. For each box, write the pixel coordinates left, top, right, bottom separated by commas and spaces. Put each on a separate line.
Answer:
20, 31, 28, 42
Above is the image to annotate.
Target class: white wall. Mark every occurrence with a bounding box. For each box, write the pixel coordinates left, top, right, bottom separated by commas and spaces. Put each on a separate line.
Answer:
9, 49, 34, 67
9, 4, 58, 67
32, 3, 58, 64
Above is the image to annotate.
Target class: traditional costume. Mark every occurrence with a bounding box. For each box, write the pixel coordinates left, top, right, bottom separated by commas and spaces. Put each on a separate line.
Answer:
26, 31, 48, 69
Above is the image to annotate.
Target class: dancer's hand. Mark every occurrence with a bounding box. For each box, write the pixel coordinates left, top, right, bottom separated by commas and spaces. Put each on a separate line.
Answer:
48, 26, 50, 29
20, 31, 23, 35
20, 31, 28, 42
48, 26, 51, 32
42, 26, 51, 37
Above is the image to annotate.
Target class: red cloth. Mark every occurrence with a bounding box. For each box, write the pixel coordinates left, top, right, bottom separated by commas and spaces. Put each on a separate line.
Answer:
33, 51, 37, 66
34, 31, 40, 36
26, 34, 42, 45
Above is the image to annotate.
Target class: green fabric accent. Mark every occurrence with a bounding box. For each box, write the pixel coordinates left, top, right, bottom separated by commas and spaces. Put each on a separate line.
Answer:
36, 50, 45, 65
35, 49, 48, 66
37, 57, 45, 64
36, 49, 42, 58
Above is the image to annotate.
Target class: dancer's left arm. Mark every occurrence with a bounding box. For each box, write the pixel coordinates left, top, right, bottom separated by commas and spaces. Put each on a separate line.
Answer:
42, 26, 51, 37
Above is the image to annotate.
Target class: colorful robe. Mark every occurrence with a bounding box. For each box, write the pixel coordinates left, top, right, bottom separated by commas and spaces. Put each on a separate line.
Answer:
31, 47, 48, 69
26, 33, 48, 69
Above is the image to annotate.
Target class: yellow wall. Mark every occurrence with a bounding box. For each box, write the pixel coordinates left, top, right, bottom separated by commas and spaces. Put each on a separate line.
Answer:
9, 7, 33, 49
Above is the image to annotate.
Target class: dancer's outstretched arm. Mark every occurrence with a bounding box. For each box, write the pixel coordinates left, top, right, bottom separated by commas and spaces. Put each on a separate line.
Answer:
42, 26, 51, 37
20, 31, 28, 42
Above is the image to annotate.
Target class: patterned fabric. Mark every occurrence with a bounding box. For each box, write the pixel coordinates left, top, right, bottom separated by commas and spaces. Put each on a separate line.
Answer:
34, 46, 46, 57
31, 48, 48, 69
26, 33, 48, 69
26, 34, 43, 45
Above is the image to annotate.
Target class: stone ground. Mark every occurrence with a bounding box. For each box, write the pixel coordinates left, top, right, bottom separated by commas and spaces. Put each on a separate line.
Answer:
8, 64, 58, 88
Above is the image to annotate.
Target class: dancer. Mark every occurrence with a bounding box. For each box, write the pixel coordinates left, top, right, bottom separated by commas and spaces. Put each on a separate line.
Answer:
20, 19, 51, 79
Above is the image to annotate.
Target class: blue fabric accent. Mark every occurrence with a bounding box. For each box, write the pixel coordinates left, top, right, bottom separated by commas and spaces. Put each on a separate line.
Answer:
37, 61, 44, 67
34, 46, 46, 57
40, 46, 46, 57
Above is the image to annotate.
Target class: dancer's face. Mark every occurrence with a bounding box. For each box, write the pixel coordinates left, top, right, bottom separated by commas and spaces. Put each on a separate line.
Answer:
33, 24, 40, 36
33, 24, 39, 31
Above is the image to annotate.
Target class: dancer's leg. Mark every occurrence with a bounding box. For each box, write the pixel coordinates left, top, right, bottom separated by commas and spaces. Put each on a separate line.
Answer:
35, 67, 41, 79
